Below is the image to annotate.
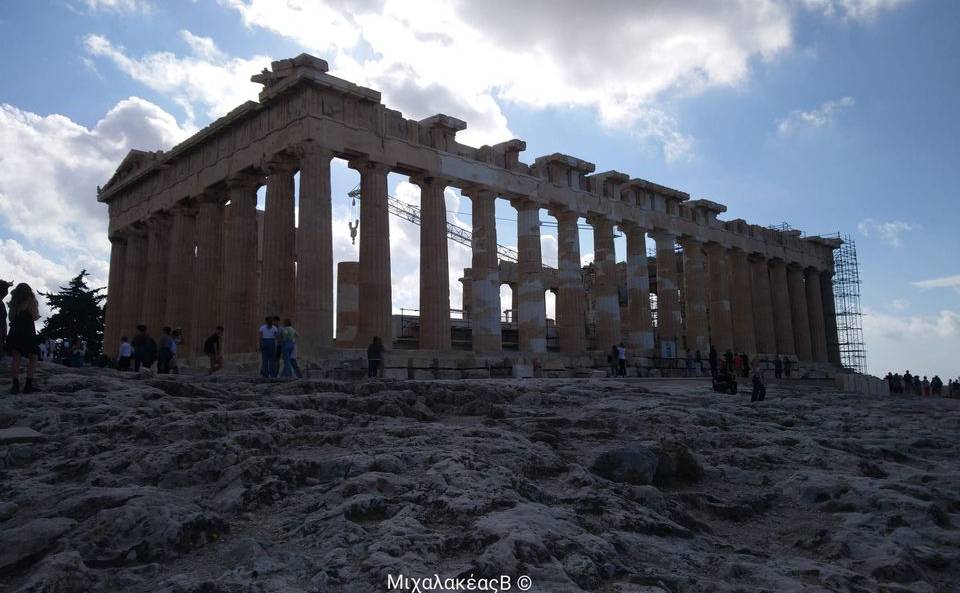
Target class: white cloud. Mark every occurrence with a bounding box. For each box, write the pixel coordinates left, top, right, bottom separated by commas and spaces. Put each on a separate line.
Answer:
888, 298, 910, 311
223, 0, 800, 160
0, 239, 109, 321
83, 31, 271, 123
799, 0, 912, 23
912, 274, 960, 295
863, 305, 960, 378
777, 96, 855, 135
857, 217, 919, 248
0, 97, 192, 256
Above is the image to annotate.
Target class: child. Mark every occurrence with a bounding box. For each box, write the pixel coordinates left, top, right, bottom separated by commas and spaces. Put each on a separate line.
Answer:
118, 336, 133, 371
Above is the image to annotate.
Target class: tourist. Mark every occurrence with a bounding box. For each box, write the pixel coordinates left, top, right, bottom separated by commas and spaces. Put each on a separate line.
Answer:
132, 325, 157, 372
169, 329, 182, 374
922, 376, 930, 397
5, 283, 41, 394
903, 370, 913, 395
774, 355, 783, 379
280, 319, 303, 379
117, 336, 133, 371
272, 315, 283, 377
617, 343, 627, 377
913, 375, 921, 396
157, 326, 174, 374
783, 356, 792, 378
708, 345, 718, 379
740, 352, 750, 378
685, 349, 694, 377
751, 371, 766, 403
694, 349, 703, 376
723, 349, 734, 372
0, 279, 9, 360
931, 375, 943, 396
258, 317, 280, 378
203, 326, 224, 374
367, 336, 384, 378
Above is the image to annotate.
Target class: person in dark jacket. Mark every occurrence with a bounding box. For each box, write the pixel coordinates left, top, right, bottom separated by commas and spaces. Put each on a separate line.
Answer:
708, 346, 718, 379
751, 372, 766, 402
157, 327, 174, 374
783, 356, 792, 378
6, 283, 40, 394
132, 325, 157, 371
367, 336, 384, 378
774, 355, 783, 379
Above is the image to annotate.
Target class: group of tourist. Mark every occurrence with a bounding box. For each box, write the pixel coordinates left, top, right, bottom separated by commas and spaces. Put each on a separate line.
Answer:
885, 371, 957, 397
257, 316, 303, 379
116, 325, 186, 374
1, 280, 41, 394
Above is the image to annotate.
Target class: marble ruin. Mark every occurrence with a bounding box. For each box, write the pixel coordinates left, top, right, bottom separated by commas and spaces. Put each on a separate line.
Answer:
98, 54, 843, 377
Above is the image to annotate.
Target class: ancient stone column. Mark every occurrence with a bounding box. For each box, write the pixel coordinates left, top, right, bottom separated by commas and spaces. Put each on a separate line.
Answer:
750, 254, 777, 355
336, 261, 359, 346
821, 271, 842, 365
191, 196, 224, 357
460, 270, 473, 320
623, 223, 654, 354
704, 242, 733, 353
554, 210, 586, 353
142, 214, 172, 335
769, 259, 796, 356
351, 158, 393, 347
680, 237, 709, 355
163, 206, 197, 343
651, 230, 681, 357
119, 229, 147, 341
413, 175, 451, 351
103, 236, 127, 357
590, 215, 621, 350
467, 189, 501, 353
728, 248, 757, 355
296, 145, 335, 357
260, 158, 297, 321
805, 268, 829, 363
514, 199, 546, 353
222, 174, 261, 354
787, 264, 813, 361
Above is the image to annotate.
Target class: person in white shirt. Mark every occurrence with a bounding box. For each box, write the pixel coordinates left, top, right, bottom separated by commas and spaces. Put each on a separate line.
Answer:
258, 317, 280, 378
118, 336, 133, 371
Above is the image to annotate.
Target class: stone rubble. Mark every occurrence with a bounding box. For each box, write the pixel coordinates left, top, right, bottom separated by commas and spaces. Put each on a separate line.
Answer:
0, 364, 957, 593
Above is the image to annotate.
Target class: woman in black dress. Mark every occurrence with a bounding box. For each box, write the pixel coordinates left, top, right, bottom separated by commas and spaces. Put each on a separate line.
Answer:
6, 283, 40, 394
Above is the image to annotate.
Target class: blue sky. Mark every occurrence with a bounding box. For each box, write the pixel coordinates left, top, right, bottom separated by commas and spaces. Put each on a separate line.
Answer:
0, 0, 957, 378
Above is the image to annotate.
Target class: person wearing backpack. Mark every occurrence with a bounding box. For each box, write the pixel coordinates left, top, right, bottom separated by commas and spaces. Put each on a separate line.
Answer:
203, 326, 223, 374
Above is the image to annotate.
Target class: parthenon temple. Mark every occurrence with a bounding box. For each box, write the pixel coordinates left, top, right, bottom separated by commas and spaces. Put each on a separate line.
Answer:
98, 54, 844, 377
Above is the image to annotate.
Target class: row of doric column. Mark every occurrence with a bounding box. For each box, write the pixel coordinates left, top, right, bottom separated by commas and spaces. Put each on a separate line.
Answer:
104, 153, 839, 366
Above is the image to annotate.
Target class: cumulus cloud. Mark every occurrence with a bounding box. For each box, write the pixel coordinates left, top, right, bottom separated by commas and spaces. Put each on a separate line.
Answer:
0, 97, 192, 255
863, 305, 960, 378
912, 274, 960, 295
83, 31, 271, 122
799, 0, 912, 23
222, 0, 801, 159
777, 96, 855, 135
856, 218, 919, 248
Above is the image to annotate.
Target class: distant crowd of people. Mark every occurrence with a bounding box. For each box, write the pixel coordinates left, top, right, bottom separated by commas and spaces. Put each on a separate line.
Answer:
885, 371, 958, 397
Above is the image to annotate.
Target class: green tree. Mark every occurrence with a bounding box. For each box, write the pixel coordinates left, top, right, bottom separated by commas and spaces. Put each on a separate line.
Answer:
39, 270, 106, 361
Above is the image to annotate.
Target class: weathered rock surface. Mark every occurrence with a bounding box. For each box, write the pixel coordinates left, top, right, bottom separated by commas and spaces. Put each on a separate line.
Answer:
0, 364, 958, 592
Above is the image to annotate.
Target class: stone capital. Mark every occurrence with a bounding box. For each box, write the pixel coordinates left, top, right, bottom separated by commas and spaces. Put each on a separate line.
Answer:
678, 235, 703, 249
225, 171, 263, 192
461, 185, 497, 201
549, 208, 580, 223
748, 252, 769, 263
409, 173, 453, 189
265, 153, 299, 175
293, 141, 336, 160
348, 157, 391, 175
509, 196, 539, 211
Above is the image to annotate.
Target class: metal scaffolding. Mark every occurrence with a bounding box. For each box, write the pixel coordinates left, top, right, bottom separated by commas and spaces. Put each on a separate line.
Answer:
831, 233, 867, 373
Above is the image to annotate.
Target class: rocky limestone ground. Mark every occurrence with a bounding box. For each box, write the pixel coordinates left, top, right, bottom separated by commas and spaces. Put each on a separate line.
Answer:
0, 363, 958, 593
